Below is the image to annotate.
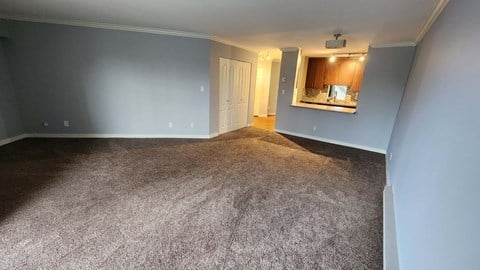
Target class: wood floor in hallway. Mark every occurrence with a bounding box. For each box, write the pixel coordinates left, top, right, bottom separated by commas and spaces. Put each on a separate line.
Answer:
252, 116, 275, 131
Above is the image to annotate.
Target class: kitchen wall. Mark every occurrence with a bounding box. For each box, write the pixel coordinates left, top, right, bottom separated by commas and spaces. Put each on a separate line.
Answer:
387, 0, 480, 269
0, 40, 23, 142
5, 20, 211, 136
275, 46, 415, 153
209, 41, 257, 135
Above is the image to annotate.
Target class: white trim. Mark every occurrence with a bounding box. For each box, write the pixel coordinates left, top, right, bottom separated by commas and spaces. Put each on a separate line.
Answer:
0, 14, 211, 39
267, 113, 276, 116
370, 41, 417, 48
209, 132, 219, 138
0, 133, 27, 147
1, 0, 449, 50
371, 0, 449, 49
415, 0, 449, 44
0, 14, 261, 53
385, 154, 392, 186
275, 129, 386, 154
210, 36, 258, 53
26, 133, 212, 139
384, 186, 400, 270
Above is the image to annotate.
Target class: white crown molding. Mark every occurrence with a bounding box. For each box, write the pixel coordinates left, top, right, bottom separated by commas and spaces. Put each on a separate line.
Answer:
0, 14, 211, 39
415, 0, 450, 44
0, 0, 449, 57
210, 36, 259, 53
0, 14, 261, 53
370, 41, 417, 48
371, 0, 449, 49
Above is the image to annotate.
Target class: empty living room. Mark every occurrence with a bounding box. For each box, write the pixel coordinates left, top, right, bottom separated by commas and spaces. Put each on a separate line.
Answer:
0, 0, 478, 269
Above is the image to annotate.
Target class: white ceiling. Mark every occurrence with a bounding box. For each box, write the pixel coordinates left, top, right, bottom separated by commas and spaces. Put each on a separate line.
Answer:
0, 0, 439, 55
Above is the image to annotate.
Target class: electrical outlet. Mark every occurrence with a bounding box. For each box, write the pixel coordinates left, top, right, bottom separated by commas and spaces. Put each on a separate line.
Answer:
42, 122, 49, 127
389, 153, 393, 161
168, 122, 173, 128
281, 89, 285, 95
313, 125, 317, 131
190, 122, 194, 129
200, 85, 205, 92
63, 121, 70, 127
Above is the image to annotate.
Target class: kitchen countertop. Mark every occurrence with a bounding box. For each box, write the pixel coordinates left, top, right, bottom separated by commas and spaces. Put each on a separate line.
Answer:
301, 96, 358, 108
291, 101, 357, 114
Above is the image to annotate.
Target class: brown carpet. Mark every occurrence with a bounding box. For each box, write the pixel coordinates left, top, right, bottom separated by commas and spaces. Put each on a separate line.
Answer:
0, 128, 385, 269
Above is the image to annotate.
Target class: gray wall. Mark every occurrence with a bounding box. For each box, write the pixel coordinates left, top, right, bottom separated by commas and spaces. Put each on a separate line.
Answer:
387, 0, 480, 269
268, 61, 280, 115
0, 19, 8, 38
209, 41, 257, 135
0, 40, 23, 141
275, 46, 415, 152
6, 21, 211, 136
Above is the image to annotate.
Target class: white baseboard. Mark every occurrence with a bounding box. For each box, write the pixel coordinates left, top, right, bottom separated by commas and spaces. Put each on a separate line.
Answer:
26, 133, 212, 139
209, 132, 219, 138
0, 134, 28, 147
384, 186, 399, 270
385, 154, 392, 186
274, 129, 386, 154
0, 132, 218, 147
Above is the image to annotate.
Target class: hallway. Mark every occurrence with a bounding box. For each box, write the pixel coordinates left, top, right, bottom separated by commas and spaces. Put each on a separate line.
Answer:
252, 116, 275, 131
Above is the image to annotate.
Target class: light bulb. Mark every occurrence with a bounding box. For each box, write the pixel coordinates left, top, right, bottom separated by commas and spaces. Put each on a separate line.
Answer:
329, 56, 336, 63
359, 55, 366, 62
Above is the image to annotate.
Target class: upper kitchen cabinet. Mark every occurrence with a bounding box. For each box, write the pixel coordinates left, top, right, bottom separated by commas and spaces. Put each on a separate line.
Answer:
337, 58, 357, 86
305, 58, 327, 89
350, 59, 365, 92
305, 56, 366, 91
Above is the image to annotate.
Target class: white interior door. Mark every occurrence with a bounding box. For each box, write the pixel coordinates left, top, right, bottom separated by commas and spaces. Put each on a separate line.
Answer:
219, 58, 251, 134
233, 61, 250, 129
219, 58, 232, 134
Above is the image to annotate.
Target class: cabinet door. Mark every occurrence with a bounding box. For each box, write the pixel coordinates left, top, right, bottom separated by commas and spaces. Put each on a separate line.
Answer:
337, 58, 357, 86
351, 60, 366, 92
324, 60, 339, 85
313, 58, 327, 89
305, 58, 318, 88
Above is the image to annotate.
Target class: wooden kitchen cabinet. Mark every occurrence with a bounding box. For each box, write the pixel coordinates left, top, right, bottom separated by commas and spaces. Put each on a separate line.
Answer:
305, 58, 327, 89
337, 58, 357, 86
306, 57, 366, 91
305, 58, 317, 88
324, 59, 339, 86
351, 60, 366, 92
